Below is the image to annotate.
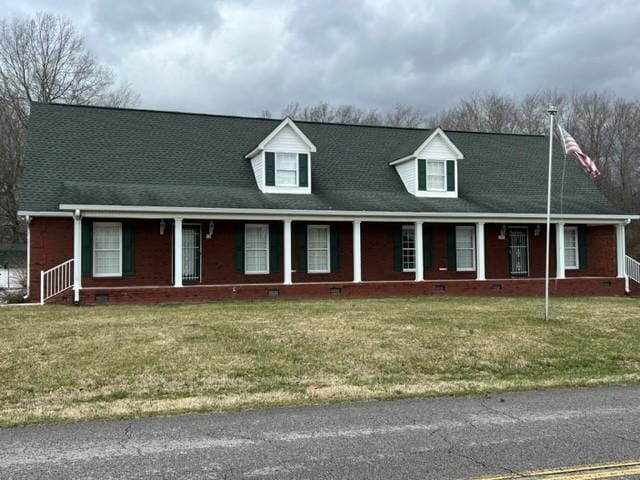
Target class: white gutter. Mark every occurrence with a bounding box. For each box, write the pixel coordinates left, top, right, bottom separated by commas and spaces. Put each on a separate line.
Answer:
35, 204, 638, 224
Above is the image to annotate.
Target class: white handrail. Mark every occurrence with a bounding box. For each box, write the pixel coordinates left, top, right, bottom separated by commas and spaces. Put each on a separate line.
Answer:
40, 259, 74, 304
625, 255, 640, 293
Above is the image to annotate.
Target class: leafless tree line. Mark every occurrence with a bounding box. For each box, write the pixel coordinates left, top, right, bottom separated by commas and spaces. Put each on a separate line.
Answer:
274, 92, 640, 256
0, 12, 137, 242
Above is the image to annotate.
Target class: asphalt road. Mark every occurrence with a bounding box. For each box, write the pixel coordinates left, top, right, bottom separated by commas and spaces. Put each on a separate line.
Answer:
2, 385, 640, 479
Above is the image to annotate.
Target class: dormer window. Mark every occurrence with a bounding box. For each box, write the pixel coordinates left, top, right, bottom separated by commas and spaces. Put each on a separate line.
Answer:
246, 118, 316, 194
426, 159, 446, 191
418, 158, 455, 194
390, 128, 462, 199
265, 152, 309, 189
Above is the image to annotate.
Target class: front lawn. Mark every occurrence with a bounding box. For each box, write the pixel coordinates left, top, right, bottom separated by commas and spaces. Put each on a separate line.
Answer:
0, 296, 638, 427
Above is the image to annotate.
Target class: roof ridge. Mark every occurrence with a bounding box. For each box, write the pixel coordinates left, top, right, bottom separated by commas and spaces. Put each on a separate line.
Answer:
31, 101, 544, 137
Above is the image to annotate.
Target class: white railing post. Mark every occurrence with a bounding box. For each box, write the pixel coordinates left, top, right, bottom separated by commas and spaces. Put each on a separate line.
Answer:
40, 270, 45, 305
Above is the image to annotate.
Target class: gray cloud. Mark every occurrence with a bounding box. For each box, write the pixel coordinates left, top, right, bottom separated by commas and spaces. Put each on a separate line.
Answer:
1, 0, 639, 116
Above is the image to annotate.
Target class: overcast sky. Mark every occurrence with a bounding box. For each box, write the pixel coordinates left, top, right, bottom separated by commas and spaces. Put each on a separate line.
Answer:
2, 0, 639, 117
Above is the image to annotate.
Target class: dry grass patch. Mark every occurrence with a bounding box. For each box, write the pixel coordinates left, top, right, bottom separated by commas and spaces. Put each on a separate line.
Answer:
0, 296, 639, 426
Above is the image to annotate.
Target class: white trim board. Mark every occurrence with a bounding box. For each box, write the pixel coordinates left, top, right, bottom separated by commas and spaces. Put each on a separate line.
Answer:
46, 205, 637, 224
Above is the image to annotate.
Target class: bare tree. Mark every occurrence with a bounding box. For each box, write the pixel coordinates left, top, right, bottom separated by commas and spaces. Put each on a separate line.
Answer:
279, 101, 425, 127
0, 12, 138, 242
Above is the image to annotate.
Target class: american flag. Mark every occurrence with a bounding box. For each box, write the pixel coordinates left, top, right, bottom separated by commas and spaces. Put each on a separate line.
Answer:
557, 125, 600, 178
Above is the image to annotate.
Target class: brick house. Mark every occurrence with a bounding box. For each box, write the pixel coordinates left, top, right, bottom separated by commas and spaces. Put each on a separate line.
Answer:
18, 103, 638, 304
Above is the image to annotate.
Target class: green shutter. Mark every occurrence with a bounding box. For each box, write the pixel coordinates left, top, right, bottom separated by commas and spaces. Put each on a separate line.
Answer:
447, 226, 457, 270
122, 222, 134, 275
298, 153, 309, 187
235, 224, 245, 273
423, 225, 433, 270
296, 223, 307, 273
330, 224, 340, 272
418, 159, 426, 191
578, 225, 588, 268
269, 223, 281, 273
265, 152, 275, 186
81, 220, 93, 276
392, 224, 403, 271
447, 160, 455, 191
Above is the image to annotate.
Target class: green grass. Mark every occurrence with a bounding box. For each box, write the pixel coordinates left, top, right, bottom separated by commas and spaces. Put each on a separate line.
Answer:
0, 296, 639, 427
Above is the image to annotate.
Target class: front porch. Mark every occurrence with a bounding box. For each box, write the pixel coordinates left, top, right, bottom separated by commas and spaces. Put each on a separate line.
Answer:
30, 215, 628, 304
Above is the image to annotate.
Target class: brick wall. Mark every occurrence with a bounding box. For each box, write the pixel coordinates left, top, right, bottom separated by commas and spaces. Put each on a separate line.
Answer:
28, 217, 74, 301
29, 217, 624, 303
78, 277, 626, 305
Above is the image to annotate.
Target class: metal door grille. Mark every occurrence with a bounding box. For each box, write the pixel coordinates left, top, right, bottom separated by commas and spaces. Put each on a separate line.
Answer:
509, 229, 529, 276
182, 225, 201, 282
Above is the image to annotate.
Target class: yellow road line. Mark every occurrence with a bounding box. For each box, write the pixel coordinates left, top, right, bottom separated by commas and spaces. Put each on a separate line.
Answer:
464, 459, 640, 480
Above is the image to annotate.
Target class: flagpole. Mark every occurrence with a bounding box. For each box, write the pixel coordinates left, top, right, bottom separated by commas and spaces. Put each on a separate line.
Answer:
544, 105, 557, 321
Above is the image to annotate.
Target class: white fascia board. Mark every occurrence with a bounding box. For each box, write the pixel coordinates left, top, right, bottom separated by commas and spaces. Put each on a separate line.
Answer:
17, 210, 74, 217
244, 117, 317, 159
413, 127, 464, 160
57, 204, 637, 223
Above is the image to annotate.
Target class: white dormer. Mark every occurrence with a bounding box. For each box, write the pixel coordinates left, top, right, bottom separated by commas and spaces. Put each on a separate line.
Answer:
246, 117, 316, 194
389, 128, 463, 198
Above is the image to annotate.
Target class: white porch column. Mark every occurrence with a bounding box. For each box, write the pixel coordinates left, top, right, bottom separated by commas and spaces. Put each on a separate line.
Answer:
353, 220, 362, 283
415, 221, 424, 281
555, 222, 565, 279
616, 223, 626, 278
174, 217, 183, 287
283, 220, 292, 285
73, 211, 82, 303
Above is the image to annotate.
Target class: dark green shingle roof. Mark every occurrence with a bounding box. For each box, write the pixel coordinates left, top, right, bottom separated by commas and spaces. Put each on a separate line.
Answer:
19, 102, 628, 216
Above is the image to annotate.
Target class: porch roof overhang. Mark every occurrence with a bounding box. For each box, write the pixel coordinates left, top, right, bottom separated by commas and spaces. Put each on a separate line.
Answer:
17, 204, 637, 225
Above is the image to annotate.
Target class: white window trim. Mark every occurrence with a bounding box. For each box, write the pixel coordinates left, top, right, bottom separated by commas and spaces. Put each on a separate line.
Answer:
564, 226, 579, 270
244, 224, 270, 275
307, 224, 331, 274
92, 222, 122, 278
414, 158, 457, 198
426, 159, 447, 192
456, 225, 476, 272
401, 224, 416, 272
274, 152, 299, 187
261, 151, 312, 194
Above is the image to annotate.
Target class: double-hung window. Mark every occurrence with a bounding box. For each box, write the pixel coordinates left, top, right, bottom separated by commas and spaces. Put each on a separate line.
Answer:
456, 226, 475, 271
402, 225, 416, 271
564, 226, 579, 269
93, 222, 122, 277
307, 225, 330, 273
426, 159, 446, 191
275, 152, 298, 187
245, 224, 269, 274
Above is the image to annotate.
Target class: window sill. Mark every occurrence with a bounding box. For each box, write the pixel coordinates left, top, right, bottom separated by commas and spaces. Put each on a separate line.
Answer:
402, 268, 416, 273
307, 270, 331, 274
245, 271, 270, 275
456, 268, 476, 272
92, 274, 123, 278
